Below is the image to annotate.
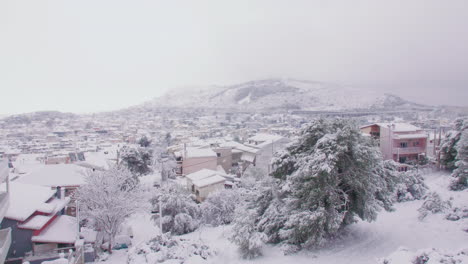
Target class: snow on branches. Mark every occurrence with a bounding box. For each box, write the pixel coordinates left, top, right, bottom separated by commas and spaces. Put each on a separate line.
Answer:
151, 182, 201, 235
232, 119, 398, 255
75, 166, 145, 253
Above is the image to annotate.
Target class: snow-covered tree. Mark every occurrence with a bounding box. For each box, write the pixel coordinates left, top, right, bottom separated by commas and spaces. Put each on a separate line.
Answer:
394, 168, 427, 202
201, 189, 241, 226
230, 208, 267, 259
440, 118, 466, 171
151, 182, 200, 235
151, 143, 176, 180
138, 135, 152, 148
119, 145, 153, 176
75, 166, 144, 253
451, 129, 468, 190
232, 119, 397, 253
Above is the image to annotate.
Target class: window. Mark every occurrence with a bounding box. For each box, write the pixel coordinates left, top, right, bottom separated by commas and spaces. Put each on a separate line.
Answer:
413, 141, 419, 147
400, 142, 408, 148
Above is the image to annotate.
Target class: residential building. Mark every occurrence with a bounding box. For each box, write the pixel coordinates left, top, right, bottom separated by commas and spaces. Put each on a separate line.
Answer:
361, 123, 428, 163
0, 159, 12, 264
0, 181, 79, 263
176, 147, 218, 176
185, 169, 227, 202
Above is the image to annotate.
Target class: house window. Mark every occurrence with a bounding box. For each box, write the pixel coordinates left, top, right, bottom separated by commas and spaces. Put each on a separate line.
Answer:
400, 142, 408, 148
413, 141, 419, 147
216, 153, 221, 157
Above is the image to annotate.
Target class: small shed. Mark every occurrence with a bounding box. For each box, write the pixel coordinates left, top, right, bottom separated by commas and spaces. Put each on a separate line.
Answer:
185, 169, 227, 202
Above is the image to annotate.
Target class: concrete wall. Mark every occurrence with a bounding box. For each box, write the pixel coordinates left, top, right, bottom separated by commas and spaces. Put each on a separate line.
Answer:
213, 148, 232, 173
195, 182, 225, 202
1, 218, 34, 260
379, 126, 393, 160
182, 157, 217, 175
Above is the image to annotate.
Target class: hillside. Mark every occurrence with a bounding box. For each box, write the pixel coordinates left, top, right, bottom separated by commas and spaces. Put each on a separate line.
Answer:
147, 79, 430, 112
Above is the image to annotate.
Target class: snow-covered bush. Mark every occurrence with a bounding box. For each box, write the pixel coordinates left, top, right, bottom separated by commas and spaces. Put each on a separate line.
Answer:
394, 169, 428, 202
418, 192, 452, 220
232, 119, 397, 253
445, 206, 468, 221
127, 233, 215, 264
201, 189, 241, 226
151, 182, 201, 235
230, 208, 267, 259
379, 247, 468, 264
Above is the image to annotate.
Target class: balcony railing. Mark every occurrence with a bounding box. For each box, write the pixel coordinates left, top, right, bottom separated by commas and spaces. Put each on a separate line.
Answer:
0, 191, 9, 222
0, 228, 12, 264
392, 147, 426, 155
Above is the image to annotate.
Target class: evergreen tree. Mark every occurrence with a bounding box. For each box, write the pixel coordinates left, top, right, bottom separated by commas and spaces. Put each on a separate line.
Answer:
138, 135, 152, 148
120, 145, 153, 176
232, 119, 397, 253
451, 129, 468, 190
440, 119, 466, 170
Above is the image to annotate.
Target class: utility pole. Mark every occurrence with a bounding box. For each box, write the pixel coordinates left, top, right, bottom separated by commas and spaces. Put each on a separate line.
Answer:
159, 158, 166, 234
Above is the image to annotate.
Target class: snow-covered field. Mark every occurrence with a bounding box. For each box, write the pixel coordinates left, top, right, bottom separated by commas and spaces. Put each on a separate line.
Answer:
100, 172, 467, 264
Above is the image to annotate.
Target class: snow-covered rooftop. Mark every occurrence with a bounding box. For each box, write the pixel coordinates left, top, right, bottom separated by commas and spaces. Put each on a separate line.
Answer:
31, 215, 78, 244
2, 182, 56, 221
186, 169, 221, 182
18, 215, 52, 230
193, 174, 226, 188
220, 141, 258, 154
16, 164, 87, 187
184, 148, 217, 158
248, 133, 283, 143
375, 123, 422, 132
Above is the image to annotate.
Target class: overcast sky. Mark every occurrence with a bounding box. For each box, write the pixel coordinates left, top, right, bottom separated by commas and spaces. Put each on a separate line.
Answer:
1, 0, 467, 114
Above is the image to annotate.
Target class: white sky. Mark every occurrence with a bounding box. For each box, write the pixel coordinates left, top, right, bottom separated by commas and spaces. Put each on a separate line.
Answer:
1, 0, 468, 114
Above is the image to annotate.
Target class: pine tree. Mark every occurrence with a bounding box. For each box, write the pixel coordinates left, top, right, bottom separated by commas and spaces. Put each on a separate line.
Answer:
120, 145, 153, 176
233, 119, 397, 253
138, 135, 152, 148
440, 119, 466, 170
451, 129, 468, 190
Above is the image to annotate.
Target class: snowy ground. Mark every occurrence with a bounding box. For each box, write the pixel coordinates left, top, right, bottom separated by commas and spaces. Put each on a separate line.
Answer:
100, 171, 467, 264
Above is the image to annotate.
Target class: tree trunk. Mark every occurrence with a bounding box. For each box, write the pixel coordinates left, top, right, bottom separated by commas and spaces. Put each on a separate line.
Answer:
108, 235, 113, 254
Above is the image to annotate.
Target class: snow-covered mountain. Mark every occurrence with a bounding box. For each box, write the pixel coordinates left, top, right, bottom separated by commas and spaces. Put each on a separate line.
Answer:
147, 78, 428, 111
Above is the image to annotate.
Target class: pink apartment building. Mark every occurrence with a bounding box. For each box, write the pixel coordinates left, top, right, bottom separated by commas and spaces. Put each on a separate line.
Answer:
361, 123, 428, 163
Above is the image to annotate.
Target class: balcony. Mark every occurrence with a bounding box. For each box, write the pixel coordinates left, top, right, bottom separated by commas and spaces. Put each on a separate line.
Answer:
0, 191, 9, 222
392, 147, 426, 155
0, 228, 12, 264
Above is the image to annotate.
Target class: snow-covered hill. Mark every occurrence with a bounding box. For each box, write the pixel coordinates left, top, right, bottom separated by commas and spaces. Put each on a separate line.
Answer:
147, 79, 428, 111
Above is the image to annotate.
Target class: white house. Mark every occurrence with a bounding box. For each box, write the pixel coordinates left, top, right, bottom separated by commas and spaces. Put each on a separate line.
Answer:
185, 169, 227, 202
